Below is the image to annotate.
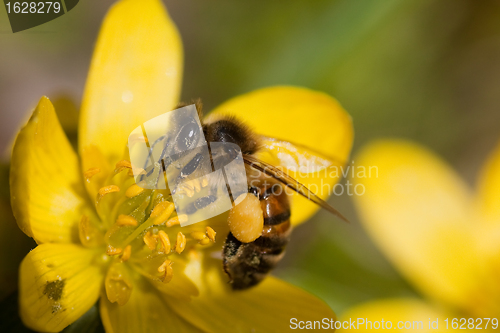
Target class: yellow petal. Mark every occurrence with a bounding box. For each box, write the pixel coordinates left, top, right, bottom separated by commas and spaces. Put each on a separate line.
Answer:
10, 96, 97, 244
471, 141, 500, 316
51, 95, 79, 147
338, 298, 451, 332
19, 244, 103, 332
100, 276, 202, 333
476, 140, 500, 224
79, 0, 183, 165
351, 140, 479, 312
168, 255, 336, 333
208, 86, 353, 225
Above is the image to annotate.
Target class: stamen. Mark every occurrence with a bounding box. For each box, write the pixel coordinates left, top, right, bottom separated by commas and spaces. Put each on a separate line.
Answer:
166, 214, 188, 227
166, 217, 180, 227
121, 245, 132, 262
125, 184, 144, 198
105, 263, 133, 306
201, 177, 209, 187
191, 231, 210, 245
175, 232, 187, 254
84, 167, 101, 182
199, 237, 211, 246
158, 230, 171, 253
176, 179, 204, 197
143, 231, 157, 250
106, 245, 122, 256
191, 231, 206, 241
181, 186, 195, 198
116, 214, 138, 227
150, 201, 175, 225
158, 260, 173, 283
121, 201, 174, 246
191, 179, 203, 192
206, 226, 216, 242
98, 185, 120, 198
79, 215, 103, 247
115, 160, 132, 173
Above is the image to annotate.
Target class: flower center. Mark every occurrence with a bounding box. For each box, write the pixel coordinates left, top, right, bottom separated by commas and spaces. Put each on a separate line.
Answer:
80, 159, 218, 305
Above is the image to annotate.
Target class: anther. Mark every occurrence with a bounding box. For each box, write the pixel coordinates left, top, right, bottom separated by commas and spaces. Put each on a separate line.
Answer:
116, 214, 138, 227
143, 231, 157, 250
121, 245, 132, 262
158, 260, 173, 283
183, 186, 195, 198
206, 226, 216, 242
84, 167, 101, 182
166, 214, 188, 227
192, 180, 201, 193
191, 231, 206, 241
157, 230, 171, 253
79, 215, 102, 247
125, 184, 144, 198
98, 185, 120, 197
201, 177, 209, 187
191, 231, 210, 245
175, 232, 187, 254
166, 217, 180, 227
106, 245, 122, 256
199, 237, 211, 246
115, 160, 132, 173
150, 201, 175, 225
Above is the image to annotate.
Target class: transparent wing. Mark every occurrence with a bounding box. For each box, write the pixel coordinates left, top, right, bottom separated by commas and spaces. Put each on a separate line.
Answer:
243, 154, 349, 223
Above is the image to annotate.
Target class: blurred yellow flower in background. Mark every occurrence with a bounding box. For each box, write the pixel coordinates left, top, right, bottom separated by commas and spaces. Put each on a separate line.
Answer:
341, 140, 500, 331
9, 0, 353, 332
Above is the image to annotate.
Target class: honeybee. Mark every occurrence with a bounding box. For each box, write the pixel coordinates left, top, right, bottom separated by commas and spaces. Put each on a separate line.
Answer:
203, 115, 347, 290
136, 102, 347, 290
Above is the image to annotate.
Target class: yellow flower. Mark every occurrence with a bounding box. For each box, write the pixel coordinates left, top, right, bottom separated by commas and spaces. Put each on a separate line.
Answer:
10, 0, 353, 332
342, 140, 500, 331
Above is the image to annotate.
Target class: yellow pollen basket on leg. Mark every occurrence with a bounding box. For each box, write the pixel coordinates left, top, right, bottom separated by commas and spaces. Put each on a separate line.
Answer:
228, 193, 264, 243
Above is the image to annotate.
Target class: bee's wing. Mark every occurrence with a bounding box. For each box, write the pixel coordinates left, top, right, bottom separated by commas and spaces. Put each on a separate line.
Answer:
243, 154, 349, 223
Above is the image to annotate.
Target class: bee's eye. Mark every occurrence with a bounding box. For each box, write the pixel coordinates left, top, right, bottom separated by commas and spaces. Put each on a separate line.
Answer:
175, 121, 200, 152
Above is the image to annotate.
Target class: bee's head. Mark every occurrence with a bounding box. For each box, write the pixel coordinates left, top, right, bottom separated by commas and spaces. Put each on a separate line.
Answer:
203, 117, 260, 155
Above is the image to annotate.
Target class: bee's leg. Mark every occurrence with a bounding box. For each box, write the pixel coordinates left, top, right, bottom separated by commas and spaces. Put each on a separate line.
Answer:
247, 186, 259, 199
184, 194, 217, 215
179, 153, 203, 178
139, 134, 168, 182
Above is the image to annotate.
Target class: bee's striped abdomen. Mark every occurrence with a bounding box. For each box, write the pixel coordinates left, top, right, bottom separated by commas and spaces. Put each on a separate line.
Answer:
223, 181, 292, 290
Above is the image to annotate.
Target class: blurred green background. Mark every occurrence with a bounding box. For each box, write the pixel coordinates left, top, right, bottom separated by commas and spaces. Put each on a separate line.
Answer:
1, 0, 500, 317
